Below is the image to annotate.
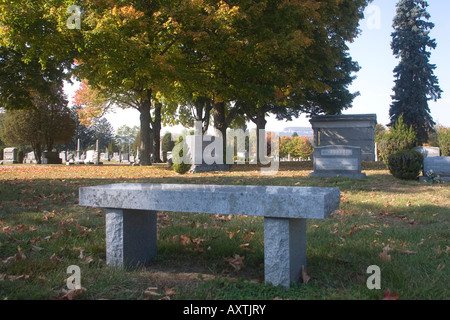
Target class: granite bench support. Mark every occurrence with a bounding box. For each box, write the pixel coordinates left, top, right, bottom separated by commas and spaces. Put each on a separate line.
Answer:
79, 184, 340, 289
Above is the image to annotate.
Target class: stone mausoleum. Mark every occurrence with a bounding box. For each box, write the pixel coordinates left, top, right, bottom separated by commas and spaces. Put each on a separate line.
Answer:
310, 114, 377, 161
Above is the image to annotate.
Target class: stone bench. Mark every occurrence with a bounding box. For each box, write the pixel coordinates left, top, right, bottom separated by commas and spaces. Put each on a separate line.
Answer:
79, 183, 341, 288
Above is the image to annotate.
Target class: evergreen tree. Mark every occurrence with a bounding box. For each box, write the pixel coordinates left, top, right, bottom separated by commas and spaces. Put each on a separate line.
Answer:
90, 118, 115, 151
390, 0, 442, 145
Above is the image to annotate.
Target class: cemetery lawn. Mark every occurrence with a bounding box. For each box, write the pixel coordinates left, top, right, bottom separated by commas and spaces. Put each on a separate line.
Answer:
0, 162, 448, 300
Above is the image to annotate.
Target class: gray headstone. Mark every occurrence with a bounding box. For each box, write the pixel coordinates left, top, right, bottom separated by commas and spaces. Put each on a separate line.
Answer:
101, 153, 109, 161
413, 146, 440, 158
3, 148, 19, 164
309, 145, 366, 179
59, 151, 67, 163
420, 156, 450, 182
187, 135, 229, 173
42, 151, 62, 164
25, 151, 37, 164
112, 152, 120, 162
121, 153, 130, 163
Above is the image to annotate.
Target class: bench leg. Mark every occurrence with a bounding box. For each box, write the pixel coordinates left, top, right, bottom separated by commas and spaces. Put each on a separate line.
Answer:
264, 218, 307, 289
106, 209, 157, 268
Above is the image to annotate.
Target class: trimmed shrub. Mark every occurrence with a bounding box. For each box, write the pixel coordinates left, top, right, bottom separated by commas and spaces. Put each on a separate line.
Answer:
388, 149, 423, 180
378, 115, 417, 166
172, 136, 191, 175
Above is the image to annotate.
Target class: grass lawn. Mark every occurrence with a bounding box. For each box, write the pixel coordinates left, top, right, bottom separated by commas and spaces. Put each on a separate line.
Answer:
0, 161, 448, 300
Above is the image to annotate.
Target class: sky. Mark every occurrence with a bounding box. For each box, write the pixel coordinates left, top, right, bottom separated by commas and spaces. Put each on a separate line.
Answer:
66, 0, 449, 134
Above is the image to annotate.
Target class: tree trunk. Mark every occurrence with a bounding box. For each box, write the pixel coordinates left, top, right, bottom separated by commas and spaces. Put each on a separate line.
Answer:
213, 101, 227, 159
194, 97, 212, 134
255, 111, 267, 164
32, 143, 42, 165
139, 99, 153, 166
152, 102, 162, 163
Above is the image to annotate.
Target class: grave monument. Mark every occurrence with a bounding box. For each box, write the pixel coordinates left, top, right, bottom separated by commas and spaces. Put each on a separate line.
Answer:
309, 145, 366, 179
310, 114, 377, 161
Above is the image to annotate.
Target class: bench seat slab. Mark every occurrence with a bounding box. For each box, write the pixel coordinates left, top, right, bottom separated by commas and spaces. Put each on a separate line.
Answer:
79, 183, 341, 289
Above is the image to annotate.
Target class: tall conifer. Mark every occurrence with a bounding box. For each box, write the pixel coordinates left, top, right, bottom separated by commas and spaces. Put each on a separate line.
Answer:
390, 0, 442, 144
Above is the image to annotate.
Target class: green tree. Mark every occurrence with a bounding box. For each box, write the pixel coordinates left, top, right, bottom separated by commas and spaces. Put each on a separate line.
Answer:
0, 1, 181, 166
90, 118, 115, 152
436, 126, 450, 156
161, 132, 175, 162
0, 91, 76, 163
1, 0, 370, 165
107, 140, 120, 155
172, 0, 368, 161
390, 0, 443, 144
116, 125, 140, 154
0, 46, 71, 112
280, 136, 313, 160
60, 106, 96, 153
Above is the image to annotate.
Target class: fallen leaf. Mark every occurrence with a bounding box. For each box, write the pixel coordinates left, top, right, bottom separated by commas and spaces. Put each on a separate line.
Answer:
301, 266, 311, 284
73, 247, 84, 259
15, 245, 26, 261
50, 253, 64, 263
192, 237, 205, 246
2, 256, 14, 264
144, 287, 160, 297
58, 287, 87, 300
6, 274, 30, 281
2, 226, 12, 234
226, 230, 240, 239
163, 286, 176, 296
179, 235, 191, 246
84, 256, 94, 264
215, 214, 232, 221
14, 224, 28, 234
382, 289, 399, 300
224, 254, 245, 271
379, 246, 391, 263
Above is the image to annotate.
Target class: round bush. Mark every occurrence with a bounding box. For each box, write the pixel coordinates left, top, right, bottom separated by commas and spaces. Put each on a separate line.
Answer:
388, 149, 424, 180
172, 136, 191, 175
